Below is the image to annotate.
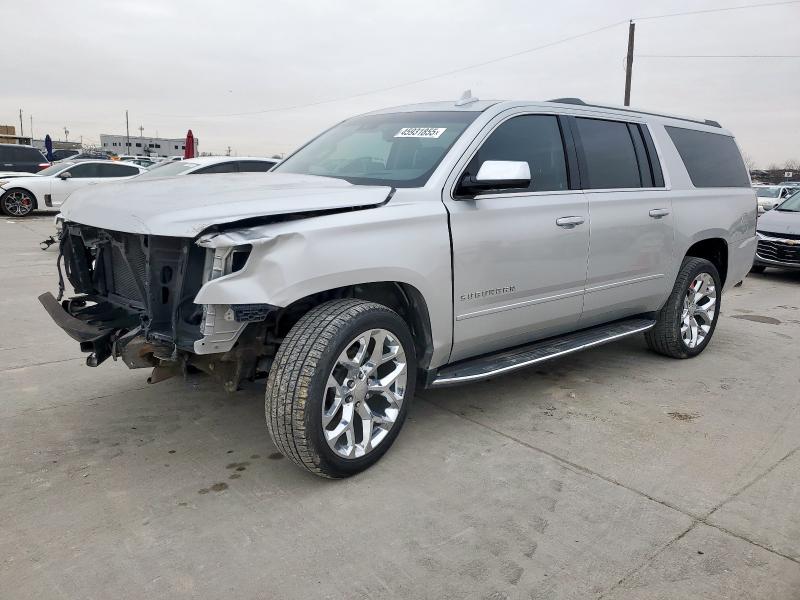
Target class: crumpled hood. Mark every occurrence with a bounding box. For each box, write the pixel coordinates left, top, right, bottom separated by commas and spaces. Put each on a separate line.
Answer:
60, 172, 392, 237
757, 209, 800, 236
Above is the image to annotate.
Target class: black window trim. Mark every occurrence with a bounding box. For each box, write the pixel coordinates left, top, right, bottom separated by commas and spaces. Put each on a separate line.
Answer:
567, 115, 667, 192
639, 123, 665, 188
450, 110, 579, 200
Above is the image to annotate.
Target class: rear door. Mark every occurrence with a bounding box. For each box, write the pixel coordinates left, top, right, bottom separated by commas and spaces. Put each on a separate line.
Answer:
569, 116, 674, 326
444, 112, 590, 362
96, 162, 141, 181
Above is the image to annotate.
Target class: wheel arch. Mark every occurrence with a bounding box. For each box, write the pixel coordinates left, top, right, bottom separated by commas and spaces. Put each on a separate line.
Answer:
272, 281, 435, 370
684, 236, 728, 287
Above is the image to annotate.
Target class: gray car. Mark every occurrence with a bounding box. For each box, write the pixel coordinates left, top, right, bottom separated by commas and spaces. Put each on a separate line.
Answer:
41, 96, 757, 477
752, 190, 800, 272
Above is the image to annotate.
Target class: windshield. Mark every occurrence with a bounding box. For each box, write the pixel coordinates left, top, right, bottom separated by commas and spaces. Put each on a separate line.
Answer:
777, 190, 800, 211
273, 111, 480, 187
755, 187, 780, 198
37, 162, 73, 176
136, 161, 199, 178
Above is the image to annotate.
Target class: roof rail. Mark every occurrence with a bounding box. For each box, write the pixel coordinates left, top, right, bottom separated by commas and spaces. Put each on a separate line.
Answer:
545, 98, 722, 128
547, 98, 586, 105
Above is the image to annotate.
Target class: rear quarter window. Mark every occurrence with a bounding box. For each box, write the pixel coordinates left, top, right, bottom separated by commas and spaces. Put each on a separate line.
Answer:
665, 126, 749, 188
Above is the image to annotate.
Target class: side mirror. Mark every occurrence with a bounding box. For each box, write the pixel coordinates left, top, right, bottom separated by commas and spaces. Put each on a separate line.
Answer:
59, 171, 72, 180
458, 160, 531, 196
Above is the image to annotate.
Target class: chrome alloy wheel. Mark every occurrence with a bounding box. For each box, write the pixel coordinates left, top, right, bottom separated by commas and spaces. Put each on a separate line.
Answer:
681, 273, 717, 349
322, 328, 407, 459
3, 190, 34, 216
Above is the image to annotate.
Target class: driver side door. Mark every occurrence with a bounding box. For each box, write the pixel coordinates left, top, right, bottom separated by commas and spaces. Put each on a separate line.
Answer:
443, 112, 590, 362
50, 163, 102, 207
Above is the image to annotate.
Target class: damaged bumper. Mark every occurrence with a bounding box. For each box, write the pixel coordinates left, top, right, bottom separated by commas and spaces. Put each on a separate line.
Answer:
38, 292, 140, 366
41, 222, 279, 390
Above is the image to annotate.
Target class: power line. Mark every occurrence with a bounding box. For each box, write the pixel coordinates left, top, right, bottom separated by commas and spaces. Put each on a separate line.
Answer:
634, 0, 800, 21
148, 0, 800, 119
638, 54, 800, 58
151, 19, 628, 119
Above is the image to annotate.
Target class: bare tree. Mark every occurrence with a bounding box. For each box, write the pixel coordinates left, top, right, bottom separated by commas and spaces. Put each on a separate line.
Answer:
742, 152, 757, 171
784, 159, 800, 171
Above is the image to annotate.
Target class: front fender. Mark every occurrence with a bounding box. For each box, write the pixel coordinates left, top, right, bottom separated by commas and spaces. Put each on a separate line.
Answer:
192, 200, 454, 368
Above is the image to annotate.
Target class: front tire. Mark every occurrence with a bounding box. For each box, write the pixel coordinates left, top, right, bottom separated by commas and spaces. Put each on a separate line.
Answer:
265, 299, 416, 478
646, 257, 721, 359
1, 188, 36, 217
750, 265, 766, 274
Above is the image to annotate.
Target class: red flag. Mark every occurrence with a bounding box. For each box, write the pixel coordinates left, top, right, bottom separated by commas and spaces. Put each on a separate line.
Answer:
184, 129, 195, 159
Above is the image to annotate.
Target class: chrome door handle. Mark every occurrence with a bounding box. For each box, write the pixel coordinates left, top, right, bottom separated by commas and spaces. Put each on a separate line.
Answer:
649, 208, 670, 219
556, 216, 585, 228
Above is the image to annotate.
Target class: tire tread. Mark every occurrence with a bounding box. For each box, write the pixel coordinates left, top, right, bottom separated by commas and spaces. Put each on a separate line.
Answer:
265, 299, 402, 478
645, 256, 720, 359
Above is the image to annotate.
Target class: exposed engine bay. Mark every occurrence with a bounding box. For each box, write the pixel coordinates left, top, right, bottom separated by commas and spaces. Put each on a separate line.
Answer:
39, 222, 279, 391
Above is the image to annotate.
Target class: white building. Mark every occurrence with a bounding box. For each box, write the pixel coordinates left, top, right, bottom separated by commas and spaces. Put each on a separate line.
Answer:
99, 134, 199, 158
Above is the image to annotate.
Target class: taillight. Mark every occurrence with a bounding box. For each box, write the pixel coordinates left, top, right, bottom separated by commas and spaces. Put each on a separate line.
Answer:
37, 163, 51, 170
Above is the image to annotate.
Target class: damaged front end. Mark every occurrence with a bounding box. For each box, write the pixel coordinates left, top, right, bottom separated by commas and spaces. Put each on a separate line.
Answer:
39, 223, 277, 390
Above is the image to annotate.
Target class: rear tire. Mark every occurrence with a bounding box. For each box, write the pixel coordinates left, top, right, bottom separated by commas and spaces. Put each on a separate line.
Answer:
265, 299, 416, 478
646, 257, 721, 359
1, 188, 36, 217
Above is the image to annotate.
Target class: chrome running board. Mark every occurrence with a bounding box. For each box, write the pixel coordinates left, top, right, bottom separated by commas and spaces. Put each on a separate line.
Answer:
430, 317, 656, 387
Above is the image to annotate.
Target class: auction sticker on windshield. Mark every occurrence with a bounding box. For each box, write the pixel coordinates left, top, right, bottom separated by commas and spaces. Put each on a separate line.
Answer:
394, 127, 447, 138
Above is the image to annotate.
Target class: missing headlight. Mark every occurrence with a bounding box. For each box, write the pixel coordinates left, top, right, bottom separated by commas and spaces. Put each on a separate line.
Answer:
206, 244, 252, 280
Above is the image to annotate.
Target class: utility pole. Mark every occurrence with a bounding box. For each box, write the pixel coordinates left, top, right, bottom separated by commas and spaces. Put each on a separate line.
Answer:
226, 145, 231, 156
624, 20, 635, 107
138, 125, 144, 137
64, 127, 69, 142
126, 110, 130, 154
19, 109, 24, 138
30, 115, 33, 141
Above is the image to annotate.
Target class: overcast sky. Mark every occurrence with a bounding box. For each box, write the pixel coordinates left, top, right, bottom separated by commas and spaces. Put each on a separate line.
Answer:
3, 0, 798, 166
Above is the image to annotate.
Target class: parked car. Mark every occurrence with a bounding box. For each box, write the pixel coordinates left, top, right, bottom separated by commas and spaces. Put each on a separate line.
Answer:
752, 189, 800, 272
54, 152, 111, 163
41, 97, 755, 477
135, 155, 278, 178
754, 184, 795, 213
118, 156, 158, 168
0, 144, 50, 173
51, 149, 81, 161
0, 160, 146, 216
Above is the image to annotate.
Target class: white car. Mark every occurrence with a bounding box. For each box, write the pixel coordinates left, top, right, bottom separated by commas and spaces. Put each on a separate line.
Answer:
0, 160, 146, 217
754, 184, 796, 213
49, 156, 279, 228
136, 155, 278, 179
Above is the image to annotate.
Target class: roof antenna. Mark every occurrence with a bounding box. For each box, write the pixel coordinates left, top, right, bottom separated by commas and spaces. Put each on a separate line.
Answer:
455, 89, 479, 106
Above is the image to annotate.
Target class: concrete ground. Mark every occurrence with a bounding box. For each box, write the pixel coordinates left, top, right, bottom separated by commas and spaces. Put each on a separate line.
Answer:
1, 214, 798, 600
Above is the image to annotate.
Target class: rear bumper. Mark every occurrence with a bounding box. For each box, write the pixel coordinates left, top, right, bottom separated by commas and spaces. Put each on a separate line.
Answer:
725, 235, 757, 291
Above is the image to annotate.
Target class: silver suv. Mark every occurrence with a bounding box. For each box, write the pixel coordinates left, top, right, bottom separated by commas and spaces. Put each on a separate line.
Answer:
41, 97, 757, 477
